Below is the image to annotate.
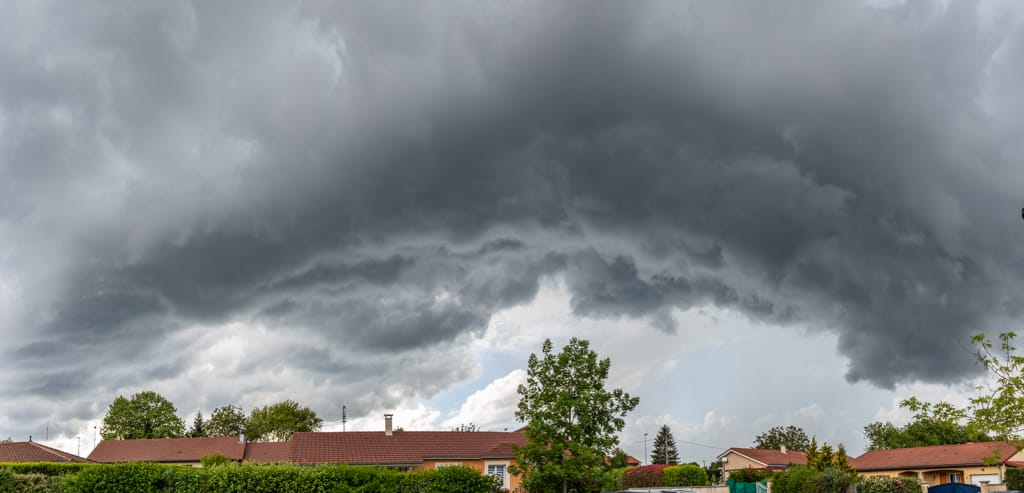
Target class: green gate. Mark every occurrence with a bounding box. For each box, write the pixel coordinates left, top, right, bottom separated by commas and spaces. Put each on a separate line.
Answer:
728, 480, 769, 493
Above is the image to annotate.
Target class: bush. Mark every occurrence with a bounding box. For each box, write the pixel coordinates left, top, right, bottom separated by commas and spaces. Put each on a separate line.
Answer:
62, 462, 168, 493
771, 465, 818, 493
0, 463, 94, 476
1008, 468, 1024, 491
401, 465, 502, 493
622, 464, 668, 488
856, 476, 922, 493
664, 464, 709, 486
727, 468, 772, 483
808, 467, 855, 493
600, 467, 626, 492
200, 453, 234, 468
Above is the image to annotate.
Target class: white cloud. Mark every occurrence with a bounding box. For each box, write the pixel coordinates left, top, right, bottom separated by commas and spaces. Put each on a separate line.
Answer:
442, 369, 526, 431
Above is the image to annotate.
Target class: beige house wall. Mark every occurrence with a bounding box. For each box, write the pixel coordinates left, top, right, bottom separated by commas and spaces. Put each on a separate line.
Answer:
720, 451, 768, 480
859, 464, 1006, 486
419, 458, 522, 492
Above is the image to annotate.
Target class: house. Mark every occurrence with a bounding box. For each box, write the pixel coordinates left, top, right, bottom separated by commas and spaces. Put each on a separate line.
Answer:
850, 441, 1024, 486
626, 455, 641, 467
716, 447, 806, 480
0, 439, 91, 463
289, 415, 528, 491
89, 435, 247, 466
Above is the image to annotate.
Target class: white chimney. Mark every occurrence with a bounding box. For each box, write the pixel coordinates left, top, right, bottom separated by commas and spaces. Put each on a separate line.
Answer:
238, 433, 246, 444
780, 445, 787, 454
385, 414, 394, 436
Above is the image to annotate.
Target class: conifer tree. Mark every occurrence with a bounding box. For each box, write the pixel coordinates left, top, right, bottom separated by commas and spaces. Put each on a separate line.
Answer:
651, 424, 680, 465
188, 411, 206, 437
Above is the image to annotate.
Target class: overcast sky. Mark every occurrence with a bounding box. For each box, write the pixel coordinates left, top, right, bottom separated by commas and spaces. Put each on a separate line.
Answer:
3, 0, 1024, 464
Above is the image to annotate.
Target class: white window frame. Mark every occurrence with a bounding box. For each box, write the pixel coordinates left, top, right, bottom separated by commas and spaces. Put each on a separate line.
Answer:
485, 461, 510, 489
434, 462, 462, 469
948, 472, 962, 483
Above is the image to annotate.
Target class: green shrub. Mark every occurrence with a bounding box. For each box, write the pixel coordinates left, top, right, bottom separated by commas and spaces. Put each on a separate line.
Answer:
1008, 468, 1024, 491
728, 468, 772, 483
771, 465, 818, 493
9, 473, 64, 493
401, 465, 501, 493
0, 468, 15, 493
62, 462, 167, 493
664, 464, 709, 486
856, 476, 922, 493
600, 467, 626, 492
0, 463, 94, 476
200, 453, 234, 468
808, 467, 855, 493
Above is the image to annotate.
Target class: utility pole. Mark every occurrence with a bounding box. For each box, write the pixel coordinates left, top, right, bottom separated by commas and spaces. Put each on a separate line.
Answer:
342, 405, 347, 432
76, 436, 80, 456
644, 433, 649, 466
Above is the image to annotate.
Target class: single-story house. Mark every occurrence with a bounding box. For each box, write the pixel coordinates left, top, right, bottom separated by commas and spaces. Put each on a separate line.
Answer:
850, 441, 1024, 486
289, 415, 528, 491
89, 435, 248, 466
0, 439, 91, 463
717, 447, 807, 480
87, 415, 528, 489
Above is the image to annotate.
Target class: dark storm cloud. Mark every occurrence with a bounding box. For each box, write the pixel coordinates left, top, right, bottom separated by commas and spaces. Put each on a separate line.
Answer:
2, 0, 1024, 439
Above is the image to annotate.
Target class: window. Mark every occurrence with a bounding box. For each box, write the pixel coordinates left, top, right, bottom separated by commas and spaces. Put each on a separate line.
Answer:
434, 462, 461, 469
948, 472, 962, 483
485, 461, 509, 489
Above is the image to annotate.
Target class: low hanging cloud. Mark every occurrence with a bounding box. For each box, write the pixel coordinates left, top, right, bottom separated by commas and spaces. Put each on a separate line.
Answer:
3, 0, 1024, 440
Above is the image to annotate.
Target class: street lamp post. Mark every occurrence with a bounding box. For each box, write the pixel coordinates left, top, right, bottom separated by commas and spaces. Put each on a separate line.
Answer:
76, 436, 80, 456
644, 433, 648, 465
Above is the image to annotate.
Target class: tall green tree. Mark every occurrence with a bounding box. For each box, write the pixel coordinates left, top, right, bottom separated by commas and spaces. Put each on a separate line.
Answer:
863, 398, 990, 451
246, 400, 322, 442
804, 438, 854, 473
651, 424, 679, 465
900, 332, 1024, 442
187, 411, 206, 438
753, 425, 810, 451
100, 391, 185, 440
966, 332, 1024, 439
511, 338, 639, 493
206, 405, 248, 437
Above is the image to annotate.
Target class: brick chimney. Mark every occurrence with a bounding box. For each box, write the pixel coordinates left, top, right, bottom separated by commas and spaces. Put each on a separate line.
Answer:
385, 414, 394, 436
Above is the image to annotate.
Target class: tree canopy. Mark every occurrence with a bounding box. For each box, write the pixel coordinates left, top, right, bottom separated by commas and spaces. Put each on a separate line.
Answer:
188, 411, 206, 438
863, 398, 990, 451
900, 332, 1024, 442
206, 405, 248, 438
753, 425, 810, 451
651, 424, 679, 465
101, 391, 185, 440
246, 400, 323, 442
511, 338, 639, 493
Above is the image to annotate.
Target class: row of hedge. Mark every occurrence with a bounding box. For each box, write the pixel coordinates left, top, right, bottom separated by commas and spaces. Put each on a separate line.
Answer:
620, 464, 710, 489
768, 466, 920, 493
0, 463, 502, 493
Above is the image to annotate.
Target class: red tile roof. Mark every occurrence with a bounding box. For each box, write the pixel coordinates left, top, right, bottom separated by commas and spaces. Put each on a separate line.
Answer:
626, 455, 641, 466
0, 441, 91, 463
721, 448, 808, 467
243, 442, 291, 463
851, 441, 1019, 471
88, 436, 246, 463
289, 430, 528, 465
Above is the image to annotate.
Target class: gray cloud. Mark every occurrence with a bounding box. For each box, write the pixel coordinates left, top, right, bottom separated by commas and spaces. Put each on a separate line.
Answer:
3, 0, 1024, 440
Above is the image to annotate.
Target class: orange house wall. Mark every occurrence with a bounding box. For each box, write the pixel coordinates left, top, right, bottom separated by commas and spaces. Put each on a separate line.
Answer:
418, 459, 522, 491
